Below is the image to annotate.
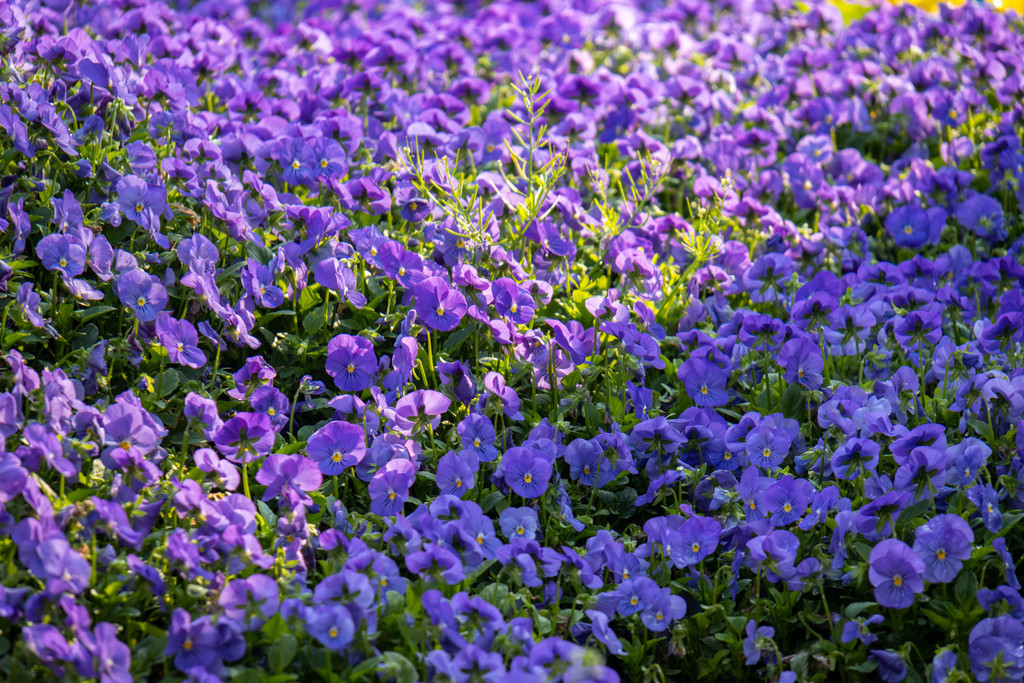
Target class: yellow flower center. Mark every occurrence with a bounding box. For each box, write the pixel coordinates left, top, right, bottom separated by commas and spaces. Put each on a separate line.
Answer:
135, 203, 144, 213
936, 549, 946, 560
436, 306, 445, 317
347, 363, 356, 373
136, 297, 146, 307
700, 385, 708, 395
783, 503, 792, 513
473, 439, 481, 448
516, 525, 525, 535
762, 448, 771, 459
332, 452, 343, 462
630, 596, 638, 606
892, 575, 903, 587
183, 639, 193, 651
691, 543, 700, 553
291, 160, 300, 169
388, 490, 396, 500
328, 627, 338, 638
524, 474, 532, 484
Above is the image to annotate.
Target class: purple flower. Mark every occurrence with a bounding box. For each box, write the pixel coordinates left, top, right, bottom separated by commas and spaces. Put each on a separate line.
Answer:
37, 233, 86, 279
491, 277, 535, 325
841, 614, 884, 646
325, 333, 377, 392
438, 360, 477, 404
913, 514, 973, 584
17, 283, 47, 329
306, 604, 356, 652
413, 276, 466, 331
483, 372, 524, 421
885, 204, 945, 248
743, 620, 776, 666
969, 617, 1024, 682
242, 259, 285, 308
565, 437, 612, 487
830, 438, 880, 480
368, 458, 416, 516
500, 507, 539, 540
250, 386, 290, 429
676, 515, 721, 565
164, 610, 242, 674
870, 649, 908, 683
967, 483, 1003, 533
991, 538, 1020, 591
458, 413, 498, 462
745, 424, 792, 471
314, 258, 367, 308
156, 314, 207, 368
394, 389, 451, 435
503, 447, 553, 499
641, 586, 687, 632
116, 174, 166, 228
585, 609, 626, 656
436, 450, 476, 497
213, 413, 275, 464
778, 338, 823, 391
116, 269, 168, 322
957, 194, 1006, 243
79, 623, 132, 683
256, 453, 322, 504
0, 452, 27, 503
406, 544, 465, 584
868, 539, 925, 609
219, 575, 280, 631
764, 476, 811, 527
307, 421, 365, 475
678, 357, 728, 407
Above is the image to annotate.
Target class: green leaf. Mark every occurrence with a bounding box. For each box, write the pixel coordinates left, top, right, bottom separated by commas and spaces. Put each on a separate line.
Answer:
378, 652, 418, 683
268, 634, 298, 673
257, 500, 278, 530
303, 307, 325, 334
80, 305, 118, 323
843, 602, 878, 619
954, 571, 979, 609
442, 324, 475, 354
480, 490, 505, 513
348, 656, 384, 679
921, 608, 952, 630
158, 369, 181, 398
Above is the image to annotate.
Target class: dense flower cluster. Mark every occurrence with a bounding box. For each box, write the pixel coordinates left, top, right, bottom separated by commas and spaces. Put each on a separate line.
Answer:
0, 0, 1023, 680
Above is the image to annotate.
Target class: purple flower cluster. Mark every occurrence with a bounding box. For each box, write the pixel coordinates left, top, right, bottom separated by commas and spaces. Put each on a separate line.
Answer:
0, 0, 1022, 680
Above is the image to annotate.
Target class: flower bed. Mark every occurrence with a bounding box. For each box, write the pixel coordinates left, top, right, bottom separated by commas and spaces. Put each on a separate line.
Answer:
0, 0, 1022, 681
